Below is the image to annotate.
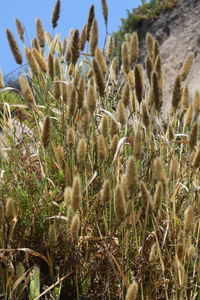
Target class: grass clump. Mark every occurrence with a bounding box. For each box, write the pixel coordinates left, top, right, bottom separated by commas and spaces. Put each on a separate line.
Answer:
0, 0, 199, 299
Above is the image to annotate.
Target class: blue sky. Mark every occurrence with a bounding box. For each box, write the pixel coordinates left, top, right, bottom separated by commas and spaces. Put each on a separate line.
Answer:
0, 0, 141, 78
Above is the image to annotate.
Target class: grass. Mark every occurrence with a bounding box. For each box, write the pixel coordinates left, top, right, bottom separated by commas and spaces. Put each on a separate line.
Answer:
0, 0, 200, 299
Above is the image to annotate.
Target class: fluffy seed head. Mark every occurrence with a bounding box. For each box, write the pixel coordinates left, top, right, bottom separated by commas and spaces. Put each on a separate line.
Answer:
154, 157, 167, 190
95, 47, 107, 77
115, 184, 126, 221
87, 5, 95, 41
126, 280, 138, 300
70, 30, 80, 65
122, 82, 130, 107
180, 53, 194, 81
134, 64, 144, 104
25, 47, 39, 75
110, 134, 119, 153
6, 198, 16, 222
181, 85, 189, 112
36, 18, 45, 47
79, 24, 87, 51
48, 224, 57, 247
142, 101, 150, 128
0, 201, 4, 229
171, 75, 182, 111
64, 187, 72, 207
52, 0, 61, 28
145, 55, 153, 82
117, 100, 126, 125
129, 32, 138, 67
153, 181, 163, 211
126, 156, 137, 197
152, 71, 162, 112
41, 116, 51, 148
33, 48, 47, 72
122, 42, 129, 74
183, 206, 193, 233
101, 115, 109, 138
97, 134, 107, 163
194, 90, 200, 118
101, 180, 111, 203
189, 122, 198, 151
77, 137, 87, 164
134, 126, 142, 158
19, 75, 35, 106
79, 106, 90, 133
90, 19, 98, 56
184, 104, 193, 127
192, 147, 200, 169
146, 32, 154, 58
92, 58, 105, 97
6, 29, 22, 65
48, 53, 54, 80
67, 127, 75, 146
87, 79, 96, 113
70, 214, 80, 239
101, 0, 108, 27
106, 36, 114, 57
72, 175, 82, 211
15, 18, 24, 42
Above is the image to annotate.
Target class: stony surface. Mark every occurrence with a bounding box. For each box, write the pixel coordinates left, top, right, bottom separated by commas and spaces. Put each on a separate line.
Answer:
137, 0, 200, 116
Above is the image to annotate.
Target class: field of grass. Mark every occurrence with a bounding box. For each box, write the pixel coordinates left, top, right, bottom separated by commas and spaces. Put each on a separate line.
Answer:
0, 0, 200, 299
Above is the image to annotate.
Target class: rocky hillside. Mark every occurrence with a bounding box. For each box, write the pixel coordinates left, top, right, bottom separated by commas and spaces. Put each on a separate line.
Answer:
137, 0, 200, 116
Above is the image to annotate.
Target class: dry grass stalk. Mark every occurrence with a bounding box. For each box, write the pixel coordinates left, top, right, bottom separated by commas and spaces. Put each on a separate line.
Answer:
126, 280, 138, 300
126, 156, 137, 197
115, 184, 126, 221
92, 58, 105, 97
70, 214, 80, 239
15, 18, 24, 42
72, 175, 82, 211
0, 202, 4, 229
101, 0, 108, 28
41, 116, 51, 148
166, 122, 174, 141
52, 0, 61, 29
36, 18, 45, 48
6, 29, 22, 65
87, 5, 95, 41
90, 19, 98, 56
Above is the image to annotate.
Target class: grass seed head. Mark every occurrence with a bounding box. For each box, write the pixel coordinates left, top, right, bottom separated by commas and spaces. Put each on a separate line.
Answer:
146, 32, 154, 58
41, 116, 51, 148
180, 53, 194, 81
70, 214, 80, 239
134, 64, 144, 104
126, 156, 137, 197
6, 198, 16, 222
87, 79, 96, 113
77, 137, 87, 164
72, 175, 82, 211
79, 24, 87, 51
6, 29, 22, 65
153, 181, 163, 211
117, 100, 126, 125
36, 18, 45, 47
48, 53, 54, 80
129, 32, 139, 67
122, 42, 129, 74
110, 134, 119, 153
181, 85, 189, 112
90, 18, 98, 57
15, 18, 24, 42
97, 134, 107, 163
126, 280, 138, 300
154, 157, 167, 190
92, 58, 105, 97
33, 48, 47, 72
101, 0, 108, 28
48, 223, 57, 247
115, 184, 126, 221
52, 0, 61, 29
67, 127, 75, 147
101, 180, 111, 203
171, 75, 182, 111
184, 104, 193, 127
192, 147, 200, 169
87, 5, 95, 41
189, 122, 198, 151
183, 206, 193, 233
134, 126, 142, 158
